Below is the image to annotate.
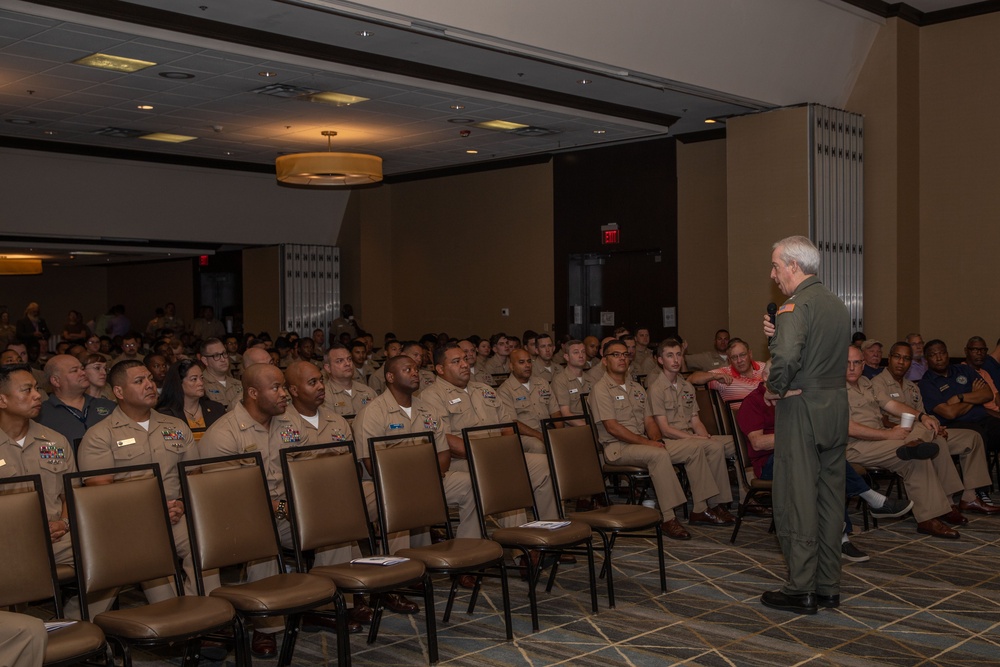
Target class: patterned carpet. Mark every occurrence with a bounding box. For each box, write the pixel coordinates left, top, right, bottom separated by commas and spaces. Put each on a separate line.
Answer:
53, 503, 1000, 666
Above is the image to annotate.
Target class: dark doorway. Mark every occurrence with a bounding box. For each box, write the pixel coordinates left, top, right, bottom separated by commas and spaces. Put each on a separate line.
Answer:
568, 250, 670, 340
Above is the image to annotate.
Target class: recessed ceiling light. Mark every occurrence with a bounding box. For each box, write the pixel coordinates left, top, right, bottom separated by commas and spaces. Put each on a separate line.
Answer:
466, 150, 478, 154
75, 53, 156, 72
6, 118, 35, 125
137, 104, 154, 110
447, 118, 476, 124
593, 129, 606, 134
139, 132, 197, 143
224, 151, 234, 156
307, 92, 369, 106
704, 119, 718, 124
577, 79, 592, 84
356, 30, 373, 37
474, 120, 529, 131
450, 104, 465, 110
159, 71, 195, 80
43, 130, 57, 135
258, 71, 277, 77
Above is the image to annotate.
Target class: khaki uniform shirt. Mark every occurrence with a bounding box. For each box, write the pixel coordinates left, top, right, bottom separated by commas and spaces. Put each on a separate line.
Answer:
368, 365, 387, 395
286, 405, 353, 446
417, 369, 437, 394
685, 351, 727, 372
324, 381, 376, 417
531, 358, 563, 384
647, 373, 698, 433
498, 375, 559, 431
588, 375, 652, 461
469, 366, 496, 387
870, 369, 925, 425
632, 352, 659, 379
847, 377, 934, 444
199, 402, 304, 502
551, 371, 591, 415
353, 391, 447, 461
0, 421, 75, 519
482, 356, 510, 377
78, 407, 195, 500
420, 378, 511, 440
203, 375, 242, 410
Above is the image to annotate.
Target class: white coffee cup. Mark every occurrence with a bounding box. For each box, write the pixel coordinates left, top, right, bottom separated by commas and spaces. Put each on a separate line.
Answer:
900, 413, 916, 428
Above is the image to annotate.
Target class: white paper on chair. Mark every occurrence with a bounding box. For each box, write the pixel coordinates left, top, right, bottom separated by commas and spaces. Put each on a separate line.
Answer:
350, 555, 410, 566
520, 520, 570, 529
44, 621, 77, 632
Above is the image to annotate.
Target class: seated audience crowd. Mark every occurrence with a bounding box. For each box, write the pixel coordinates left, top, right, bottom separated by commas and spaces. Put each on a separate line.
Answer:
3, 299, 999, 660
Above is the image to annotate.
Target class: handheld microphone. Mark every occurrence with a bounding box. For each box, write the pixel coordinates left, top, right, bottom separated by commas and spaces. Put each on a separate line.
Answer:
766, 302, 777, 344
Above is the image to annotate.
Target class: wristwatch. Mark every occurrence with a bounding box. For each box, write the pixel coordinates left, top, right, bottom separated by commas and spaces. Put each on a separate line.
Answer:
275, 499, 287, 520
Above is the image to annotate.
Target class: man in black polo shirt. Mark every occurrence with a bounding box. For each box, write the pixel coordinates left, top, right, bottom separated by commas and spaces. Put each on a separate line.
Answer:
38, 354, 115, 447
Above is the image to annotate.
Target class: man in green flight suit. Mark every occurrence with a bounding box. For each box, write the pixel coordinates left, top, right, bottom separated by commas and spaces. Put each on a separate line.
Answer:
760, 235, 851, 615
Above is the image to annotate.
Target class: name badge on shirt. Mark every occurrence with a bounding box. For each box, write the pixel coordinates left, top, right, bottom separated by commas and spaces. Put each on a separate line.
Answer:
569, 388, 579, 394
614, 395, 625, 401
448, 398, 462, 405
890, 392, 900, 398
117, 438, 136, 447
389, 423, 404, 430
0, 459, 6, 467
515, 396, 527, 402
161, 428, 185, 441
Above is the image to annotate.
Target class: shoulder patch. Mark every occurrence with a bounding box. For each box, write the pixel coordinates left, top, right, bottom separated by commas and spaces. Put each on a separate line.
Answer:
777, 303, 795, 315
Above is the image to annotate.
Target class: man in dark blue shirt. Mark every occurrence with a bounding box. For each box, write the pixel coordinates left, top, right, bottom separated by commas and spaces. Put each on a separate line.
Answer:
920, 339, 1000, 468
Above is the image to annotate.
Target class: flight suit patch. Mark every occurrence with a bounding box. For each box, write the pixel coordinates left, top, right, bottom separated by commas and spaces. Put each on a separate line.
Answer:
777, 304, 795, 314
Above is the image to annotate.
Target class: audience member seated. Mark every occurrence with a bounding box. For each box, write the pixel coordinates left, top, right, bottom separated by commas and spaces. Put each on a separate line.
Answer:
323, 343, 376, 415
551, 339, 591, 420
531, 333, 563, 383
15, 302, 49, 345
498, 348, 559, 454
688, 338, 765, 401
684, 329, 730, 372
905, 333, 927, 381
198, 338, 242, 409
38, 354, 115, 448
859, 339, 884, 379
156, 358, 226, 441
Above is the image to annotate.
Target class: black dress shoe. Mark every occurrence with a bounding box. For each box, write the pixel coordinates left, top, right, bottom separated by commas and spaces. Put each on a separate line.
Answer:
817, 594, 840, 609
251, 631, 277, 658
301, 612, 363, 634
383, 593, 419, 614
760, 590, 818, 615
895, 440, 939, 461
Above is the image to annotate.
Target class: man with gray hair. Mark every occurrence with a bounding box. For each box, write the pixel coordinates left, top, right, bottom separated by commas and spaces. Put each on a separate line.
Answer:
760, 235, 851, 616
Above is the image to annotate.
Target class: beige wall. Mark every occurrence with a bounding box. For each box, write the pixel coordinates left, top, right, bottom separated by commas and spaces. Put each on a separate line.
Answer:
919, 13, 1000, 351
677, 139, 730, 348
107, 260, 194, 333
0, 266, 108, 336
726, 107, 811, 358
343, 163, 554, 339
242, 246, 281, 336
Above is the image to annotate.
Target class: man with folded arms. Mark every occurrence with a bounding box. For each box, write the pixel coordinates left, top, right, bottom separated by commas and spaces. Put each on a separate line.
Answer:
872, 341, 998, 517
646, 338, 736, 528
283, 361, 419, 624
588, 339, 699, 540
687, 338, 766, 403
845, 346, 965, 539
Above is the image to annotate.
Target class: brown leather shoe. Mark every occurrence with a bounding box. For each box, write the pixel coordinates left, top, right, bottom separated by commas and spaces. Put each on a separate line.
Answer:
710, 505, 737, 524
917, 518, 960, 539
457, 574, 479, 589
383, 593, 419, 614
302, 612, 362, 634
349, 595, 373, 625
940, 507, 969, 525
661, 518, 691, 540
251, 631, 277, 658
959, 498, 1000, 515
689, 508, 728, 526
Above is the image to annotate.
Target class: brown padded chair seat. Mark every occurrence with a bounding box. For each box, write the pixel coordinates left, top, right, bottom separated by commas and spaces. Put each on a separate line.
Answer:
55, 565, 75, 583
43, 620, 107, 664
397, 538, 504, 570
749, 478, 772, 489
209, 572, 336, 613
567, 504, 662, 530
93, 596, 235, 639
491, 522, 593, 547
310, 559, 426, 591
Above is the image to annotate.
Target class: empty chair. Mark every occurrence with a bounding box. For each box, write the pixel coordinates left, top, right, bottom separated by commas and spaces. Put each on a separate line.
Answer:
280, 441, 437, 663
541, 416, 666, 608
0, 473, 110, 667
63, 463, 240, 667
178, 453, 341, 667
463, 423, 598, 631
367, 432, 513, 640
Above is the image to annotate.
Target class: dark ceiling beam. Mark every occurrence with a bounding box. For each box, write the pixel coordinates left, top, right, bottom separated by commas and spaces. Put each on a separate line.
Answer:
839, 0, 1000, 26
24, 0, 678, 128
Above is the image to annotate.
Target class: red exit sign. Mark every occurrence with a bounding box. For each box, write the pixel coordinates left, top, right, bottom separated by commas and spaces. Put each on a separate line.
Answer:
601, 223, 620, 245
